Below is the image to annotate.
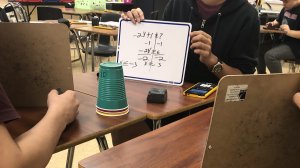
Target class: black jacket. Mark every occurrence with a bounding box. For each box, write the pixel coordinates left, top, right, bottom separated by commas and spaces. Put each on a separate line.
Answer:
162, 0, 259, 83
277, 5, 300, 58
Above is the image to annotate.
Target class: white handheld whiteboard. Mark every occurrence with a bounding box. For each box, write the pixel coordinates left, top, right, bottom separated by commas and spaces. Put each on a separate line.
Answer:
116, 19, 191, 86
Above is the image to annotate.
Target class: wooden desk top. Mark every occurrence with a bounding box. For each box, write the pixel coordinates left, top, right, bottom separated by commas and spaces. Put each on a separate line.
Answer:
260, 25, 286, 34
73, 26, 118, 36
30, 20, 89, 30
92, 10, 122, 15
6, 92, 146, 153
74, 72, 215, 120
79, 107, 213, 168
70, 23, 90, 30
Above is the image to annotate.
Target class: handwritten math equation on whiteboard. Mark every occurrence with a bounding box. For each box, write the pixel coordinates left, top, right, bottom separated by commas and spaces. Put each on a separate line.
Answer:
120, 31, 167, 71
117, 19, 191, 86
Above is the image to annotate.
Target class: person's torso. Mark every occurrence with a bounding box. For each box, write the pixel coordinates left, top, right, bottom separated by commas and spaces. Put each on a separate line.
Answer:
279, 5, 300, 57
162, 0, 258, 83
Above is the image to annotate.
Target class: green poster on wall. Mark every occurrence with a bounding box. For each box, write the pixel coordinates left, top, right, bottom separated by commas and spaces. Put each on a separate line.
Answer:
106, 0, 123, 2
75, 0, 106, 10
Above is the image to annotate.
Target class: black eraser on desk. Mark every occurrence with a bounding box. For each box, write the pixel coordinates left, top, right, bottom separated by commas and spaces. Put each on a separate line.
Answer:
147, 88, 167, 104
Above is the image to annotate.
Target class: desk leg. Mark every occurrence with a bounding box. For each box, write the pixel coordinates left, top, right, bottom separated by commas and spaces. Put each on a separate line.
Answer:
84, 36, 90, 72
91, 34, 95, 72
28, 5, 37, 19
152, 120, 162, 130
66, 147, 75, 168
75, 31, 86, 53
71, 30, 84, 72
96, 136, 109, 152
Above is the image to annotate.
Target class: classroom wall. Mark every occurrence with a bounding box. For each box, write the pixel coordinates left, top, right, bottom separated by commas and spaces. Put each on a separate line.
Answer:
262, 0, 283, 11
0, 0, 8, 7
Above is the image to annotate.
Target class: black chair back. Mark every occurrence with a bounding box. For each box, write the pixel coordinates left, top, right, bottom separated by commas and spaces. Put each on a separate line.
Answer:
37, 7, 63, 20
99, 12, 120, 45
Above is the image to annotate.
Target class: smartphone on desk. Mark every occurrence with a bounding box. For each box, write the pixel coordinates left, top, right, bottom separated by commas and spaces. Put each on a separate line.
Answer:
263, 23, 280, 30
183, 82, 217, 99
263, 26, 280, 30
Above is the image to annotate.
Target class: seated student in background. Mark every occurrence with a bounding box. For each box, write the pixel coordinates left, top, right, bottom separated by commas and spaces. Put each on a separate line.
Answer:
0, 83, 79, 168
111, 0, 259, 145
264, 0, 300, 73
294, 92, 300, 108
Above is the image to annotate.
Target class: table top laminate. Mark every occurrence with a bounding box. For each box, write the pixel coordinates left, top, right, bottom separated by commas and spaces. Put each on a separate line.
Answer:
78, 107, 213, 168
6, 92, 146, 152
74, 72, 215, 120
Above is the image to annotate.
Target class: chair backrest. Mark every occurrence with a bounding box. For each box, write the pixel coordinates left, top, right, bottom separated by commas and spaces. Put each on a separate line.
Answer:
99, 12, 120, 45
0, 23, 74, 107
202, 73, 300, 168
3, 2, 28, 22
37, 7, 63, 20
0, 7, 9, 22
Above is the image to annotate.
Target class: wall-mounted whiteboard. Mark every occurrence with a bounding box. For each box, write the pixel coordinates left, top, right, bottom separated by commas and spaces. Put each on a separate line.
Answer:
116, 19, 191, 86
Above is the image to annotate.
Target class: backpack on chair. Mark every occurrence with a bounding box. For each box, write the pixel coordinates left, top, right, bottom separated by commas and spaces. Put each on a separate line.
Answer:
4, 2, 28, 22
0, 7, 9, 22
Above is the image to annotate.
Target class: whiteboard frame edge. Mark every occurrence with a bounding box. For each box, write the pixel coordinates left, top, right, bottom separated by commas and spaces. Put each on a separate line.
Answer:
116, 19, 192, 86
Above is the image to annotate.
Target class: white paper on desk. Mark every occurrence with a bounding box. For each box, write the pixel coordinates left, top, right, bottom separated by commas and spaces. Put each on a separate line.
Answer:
30, 20, 59, 23
99, 21, 119, 28
77, 20, 92, 24
260, 9, 280, 14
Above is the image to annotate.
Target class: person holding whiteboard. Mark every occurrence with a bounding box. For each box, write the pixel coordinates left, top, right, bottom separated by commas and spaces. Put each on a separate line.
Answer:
122, 0, 259, 84
112, 0, 259, 145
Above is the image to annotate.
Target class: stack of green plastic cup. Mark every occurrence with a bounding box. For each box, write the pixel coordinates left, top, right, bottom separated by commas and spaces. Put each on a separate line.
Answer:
96, 62, 129, 116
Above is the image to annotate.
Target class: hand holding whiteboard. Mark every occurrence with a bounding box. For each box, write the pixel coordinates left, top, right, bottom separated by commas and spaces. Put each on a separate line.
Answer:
116, 19, 191, 86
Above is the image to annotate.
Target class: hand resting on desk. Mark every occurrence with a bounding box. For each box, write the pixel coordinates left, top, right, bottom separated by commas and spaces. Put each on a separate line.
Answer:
0, 89, 79, 168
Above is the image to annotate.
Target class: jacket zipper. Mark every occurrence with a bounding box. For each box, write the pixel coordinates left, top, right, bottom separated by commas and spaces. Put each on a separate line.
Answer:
201, 19, 206, 29
212, 13, 222, 40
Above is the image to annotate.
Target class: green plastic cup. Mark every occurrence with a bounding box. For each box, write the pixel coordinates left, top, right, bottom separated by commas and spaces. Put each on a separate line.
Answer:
96, 62, 128, 113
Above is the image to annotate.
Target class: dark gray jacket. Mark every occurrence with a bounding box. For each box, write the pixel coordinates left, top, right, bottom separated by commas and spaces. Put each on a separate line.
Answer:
277, 5, 300, 58
162, 0, 259, 83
